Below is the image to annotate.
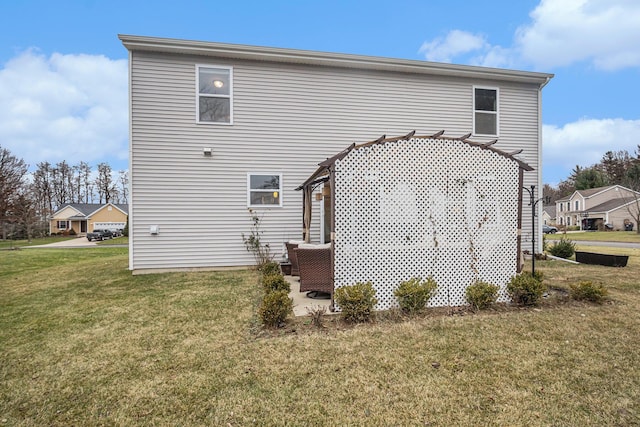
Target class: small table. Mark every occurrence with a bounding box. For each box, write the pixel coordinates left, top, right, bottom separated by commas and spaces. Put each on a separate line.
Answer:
280, 261, 292, 276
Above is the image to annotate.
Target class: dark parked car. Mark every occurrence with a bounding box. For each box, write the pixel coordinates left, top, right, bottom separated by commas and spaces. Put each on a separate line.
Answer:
87, 229, 114, 241
542, 224, 558, 234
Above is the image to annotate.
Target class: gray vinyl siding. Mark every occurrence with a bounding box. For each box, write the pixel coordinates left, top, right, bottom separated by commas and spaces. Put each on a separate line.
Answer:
129, 51, 542, 271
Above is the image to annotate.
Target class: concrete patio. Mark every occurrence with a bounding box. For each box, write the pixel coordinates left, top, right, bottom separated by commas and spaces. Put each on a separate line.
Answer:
285, 274, 333, 317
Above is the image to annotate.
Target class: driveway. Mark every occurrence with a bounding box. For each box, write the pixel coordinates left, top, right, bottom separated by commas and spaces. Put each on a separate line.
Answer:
26, 237, 98, 248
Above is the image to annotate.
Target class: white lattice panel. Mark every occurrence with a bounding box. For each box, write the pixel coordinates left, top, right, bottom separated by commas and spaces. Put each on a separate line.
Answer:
333, 137, 520, 310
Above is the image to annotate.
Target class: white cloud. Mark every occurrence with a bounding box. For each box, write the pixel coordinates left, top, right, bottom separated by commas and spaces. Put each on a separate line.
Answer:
543, 118, 640, 183
0, 50, 128, 169
418, 0, 640, 71
418, 30, 489, 63
517, 0, 640, 70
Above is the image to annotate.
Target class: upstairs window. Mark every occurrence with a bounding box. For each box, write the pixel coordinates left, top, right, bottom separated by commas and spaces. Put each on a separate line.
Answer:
247, 173, 282, 207
575, 200, 579, 211
197, 65, 232, 124
473, 87, 498, 136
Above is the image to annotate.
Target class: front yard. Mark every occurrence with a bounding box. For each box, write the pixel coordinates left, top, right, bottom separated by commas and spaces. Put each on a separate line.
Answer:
1, 246, 639, 425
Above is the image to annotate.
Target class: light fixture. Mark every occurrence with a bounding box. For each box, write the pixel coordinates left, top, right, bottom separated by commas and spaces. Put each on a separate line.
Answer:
213, 80, 224, 88
273, 191, 279, 198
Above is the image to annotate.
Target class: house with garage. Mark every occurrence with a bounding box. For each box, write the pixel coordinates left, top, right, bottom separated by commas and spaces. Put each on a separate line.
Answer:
119, 34, 553, 273
50, 203, 128, 236
555, 185, 640, 231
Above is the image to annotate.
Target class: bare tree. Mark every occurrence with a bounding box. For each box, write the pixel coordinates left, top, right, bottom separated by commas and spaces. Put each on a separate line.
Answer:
32, 162, 54, 218
118, 170, 129, 204
95, 163, 116, 203
0, 146, 28, 239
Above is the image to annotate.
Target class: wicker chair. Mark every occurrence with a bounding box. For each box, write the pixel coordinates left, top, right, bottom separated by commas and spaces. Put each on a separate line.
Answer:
285, 242, 301, 276
295, 245, 333, 300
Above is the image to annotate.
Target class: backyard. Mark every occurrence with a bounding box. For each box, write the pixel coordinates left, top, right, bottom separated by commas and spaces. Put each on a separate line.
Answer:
1, 245, 639, 425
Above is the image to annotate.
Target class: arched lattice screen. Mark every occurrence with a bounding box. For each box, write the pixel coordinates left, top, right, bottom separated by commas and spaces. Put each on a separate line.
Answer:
333, 137, 520, 310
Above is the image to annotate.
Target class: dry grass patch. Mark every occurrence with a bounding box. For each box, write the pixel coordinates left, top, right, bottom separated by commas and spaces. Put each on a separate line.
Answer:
1, 247, 639, 425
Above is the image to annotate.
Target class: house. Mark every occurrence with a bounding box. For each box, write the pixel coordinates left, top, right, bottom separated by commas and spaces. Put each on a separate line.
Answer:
298, 133, 532, 309
555, 185, 640, 230
119, 34, 553, 273
50, 203, 128, 236
542, 205, 556, 225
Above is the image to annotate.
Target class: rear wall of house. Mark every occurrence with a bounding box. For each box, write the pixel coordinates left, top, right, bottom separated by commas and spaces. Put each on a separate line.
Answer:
129, 51, 542, 271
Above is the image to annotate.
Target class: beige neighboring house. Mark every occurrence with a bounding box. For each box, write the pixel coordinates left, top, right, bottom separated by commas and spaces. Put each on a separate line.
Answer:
555, 185, 640, 230
49, 203, 129, 236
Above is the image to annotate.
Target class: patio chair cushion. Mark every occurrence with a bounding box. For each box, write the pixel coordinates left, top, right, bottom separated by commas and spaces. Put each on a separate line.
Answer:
298, 243, 331, 249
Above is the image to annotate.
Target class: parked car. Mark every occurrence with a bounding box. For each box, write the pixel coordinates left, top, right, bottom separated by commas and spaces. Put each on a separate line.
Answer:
542, 224, 558, 234
87, 229, 114, 241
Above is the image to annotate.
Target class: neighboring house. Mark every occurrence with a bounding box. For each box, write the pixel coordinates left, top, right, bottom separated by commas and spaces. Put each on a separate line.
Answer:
542, 205, 556, 225
555, 185, 640, 230
119, 34, 553, 273
50, 203, 129, 236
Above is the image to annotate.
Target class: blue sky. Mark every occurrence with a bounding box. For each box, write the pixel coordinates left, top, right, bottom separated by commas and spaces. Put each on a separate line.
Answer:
1, 0, 639, 185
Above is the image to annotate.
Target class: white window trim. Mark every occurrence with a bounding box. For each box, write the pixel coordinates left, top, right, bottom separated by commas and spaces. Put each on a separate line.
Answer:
472, 86, 499, 137
196, 64, 233, 125
247, 172, 283, 208
57, 220, 67, 229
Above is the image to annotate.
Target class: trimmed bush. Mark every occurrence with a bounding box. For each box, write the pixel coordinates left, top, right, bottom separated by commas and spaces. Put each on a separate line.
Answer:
394, 277, 437, 314
569, 281, 608, 303
507, 272, 546, 306
548, 236, 576, 259
335, 282, 378, 323
261, 273, 290, 293
259, 261, 281, 276
465, 280, 499, 310
258, 290, 293, 327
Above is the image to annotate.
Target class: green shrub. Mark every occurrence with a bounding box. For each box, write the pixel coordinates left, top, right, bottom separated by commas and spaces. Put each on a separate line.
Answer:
394, 277, 437, 314
261, 273, 290, 293
507, 272, 546, 306
259, 261, 281, 276
465, 280, 499, 310
258, 290, 293, 327
548, 236, 576, 258
335, 282, 378, 323
569, 281, 608, 303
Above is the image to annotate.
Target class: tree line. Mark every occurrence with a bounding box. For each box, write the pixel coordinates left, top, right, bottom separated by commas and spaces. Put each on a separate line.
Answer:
544, 146, 640, 203
0, 144, 128, 240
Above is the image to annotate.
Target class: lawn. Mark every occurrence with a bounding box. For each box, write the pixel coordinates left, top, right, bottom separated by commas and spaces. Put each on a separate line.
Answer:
1, 247, 639, 425
0, 236, 74, 249
546, 230, 640, 243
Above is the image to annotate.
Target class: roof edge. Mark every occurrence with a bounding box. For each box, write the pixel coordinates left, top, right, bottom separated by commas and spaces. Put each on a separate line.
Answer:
118, 34, 553, 86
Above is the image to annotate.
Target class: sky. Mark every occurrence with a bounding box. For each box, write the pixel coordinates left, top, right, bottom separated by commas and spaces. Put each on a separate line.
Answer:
1, 0, 639, 185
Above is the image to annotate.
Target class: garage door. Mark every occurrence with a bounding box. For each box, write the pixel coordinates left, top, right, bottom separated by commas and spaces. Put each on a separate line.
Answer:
94, 222, 126, 231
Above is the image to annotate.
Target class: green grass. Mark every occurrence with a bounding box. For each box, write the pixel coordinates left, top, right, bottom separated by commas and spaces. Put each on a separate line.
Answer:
1, 247, 639, 425
0, 236, 74, 249
546, 230, 640, 243
97, 236, 129, 246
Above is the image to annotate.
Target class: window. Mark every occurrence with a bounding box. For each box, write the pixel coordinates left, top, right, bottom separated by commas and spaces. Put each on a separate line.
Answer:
567, 202, 570, 211
57, 220, 67, 229
575, 200, 579, 211
247, 173, 282, 207
567, 216, 571, 226
473, 87, 498, 136
197, 65, 232, 124
559, 203, 563, 212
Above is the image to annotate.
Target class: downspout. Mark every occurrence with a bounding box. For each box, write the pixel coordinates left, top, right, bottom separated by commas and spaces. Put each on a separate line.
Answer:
535, 76, 551, 253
